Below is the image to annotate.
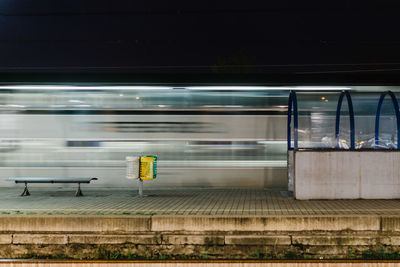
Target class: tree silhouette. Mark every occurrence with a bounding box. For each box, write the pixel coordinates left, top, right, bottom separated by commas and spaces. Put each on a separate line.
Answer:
211, 50, 253, 73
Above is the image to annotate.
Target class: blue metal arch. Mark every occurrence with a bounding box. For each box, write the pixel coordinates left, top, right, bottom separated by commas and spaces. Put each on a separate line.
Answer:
374, 91, 400, 149
335, 91, 355, 149
287, 91, 298, 150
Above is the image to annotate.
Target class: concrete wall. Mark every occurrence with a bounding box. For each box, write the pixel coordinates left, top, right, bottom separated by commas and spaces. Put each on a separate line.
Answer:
0, 215, 400, 259
293, 150, 400, 200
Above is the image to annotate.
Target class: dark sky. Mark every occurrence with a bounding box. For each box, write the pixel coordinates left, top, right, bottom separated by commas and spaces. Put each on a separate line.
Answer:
1, 0, 400, 73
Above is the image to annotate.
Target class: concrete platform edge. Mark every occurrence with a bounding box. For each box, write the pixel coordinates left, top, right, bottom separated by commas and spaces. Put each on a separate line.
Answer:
0, 215, 387, 232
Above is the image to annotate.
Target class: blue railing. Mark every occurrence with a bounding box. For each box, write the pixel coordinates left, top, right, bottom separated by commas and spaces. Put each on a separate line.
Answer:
287, 90, 399, 150
375, 91, 400, 149
335, 91, 355, 149
287, 91, 298, 150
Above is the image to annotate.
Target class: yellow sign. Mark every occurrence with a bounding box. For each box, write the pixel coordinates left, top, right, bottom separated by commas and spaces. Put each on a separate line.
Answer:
140, 156, 157, 180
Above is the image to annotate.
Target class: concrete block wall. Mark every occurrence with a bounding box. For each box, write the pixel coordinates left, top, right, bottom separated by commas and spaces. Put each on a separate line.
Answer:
293, 150, 400, 199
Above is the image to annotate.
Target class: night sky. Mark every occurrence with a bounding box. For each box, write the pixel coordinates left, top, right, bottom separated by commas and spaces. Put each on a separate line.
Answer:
1, 0, 400, 74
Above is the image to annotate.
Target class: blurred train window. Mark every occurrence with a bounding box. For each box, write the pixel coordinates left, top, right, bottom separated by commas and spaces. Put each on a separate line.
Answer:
0, 89, 289, 110
67, 141, 100, 147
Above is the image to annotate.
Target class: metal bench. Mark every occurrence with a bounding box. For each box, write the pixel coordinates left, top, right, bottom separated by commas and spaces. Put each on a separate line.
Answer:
7, 177, 98, 197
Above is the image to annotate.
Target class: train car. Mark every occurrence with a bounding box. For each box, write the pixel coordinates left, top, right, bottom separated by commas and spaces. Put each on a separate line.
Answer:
0, 86, 288, 189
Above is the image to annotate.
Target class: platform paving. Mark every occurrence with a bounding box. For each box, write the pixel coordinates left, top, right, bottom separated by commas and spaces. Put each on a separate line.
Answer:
0, 187, 400, 216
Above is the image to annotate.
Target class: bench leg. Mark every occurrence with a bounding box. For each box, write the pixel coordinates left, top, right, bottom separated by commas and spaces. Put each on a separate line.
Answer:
75, 183, 83, 197
21, 182, 30, 196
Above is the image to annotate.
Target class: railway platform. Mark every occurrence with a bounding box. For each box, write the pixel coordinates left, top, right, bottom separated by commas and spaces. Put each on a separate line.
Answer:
0, 187, 400, 260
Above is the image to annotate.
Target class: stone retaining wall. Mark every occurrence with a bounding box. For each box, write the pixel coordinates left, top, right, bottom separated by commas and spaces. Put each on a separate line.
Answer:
0, 215, 399, 259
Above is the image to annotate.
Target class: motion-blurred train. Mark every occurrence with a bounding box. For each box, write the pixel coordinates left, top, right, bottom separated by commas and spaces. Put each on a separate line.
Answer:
0, 85, 398, 188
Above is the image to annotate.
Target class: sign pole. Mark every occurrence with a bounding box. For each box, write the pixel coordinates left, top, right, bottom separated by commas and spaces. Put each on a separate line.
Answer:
138, 156, 143, 197
138, 178, 143, 197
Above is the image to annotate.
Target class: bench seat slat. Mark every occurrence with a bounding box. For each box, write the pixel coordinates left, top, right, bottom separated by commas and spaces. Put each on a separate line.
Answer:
7, 177, 98, 183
